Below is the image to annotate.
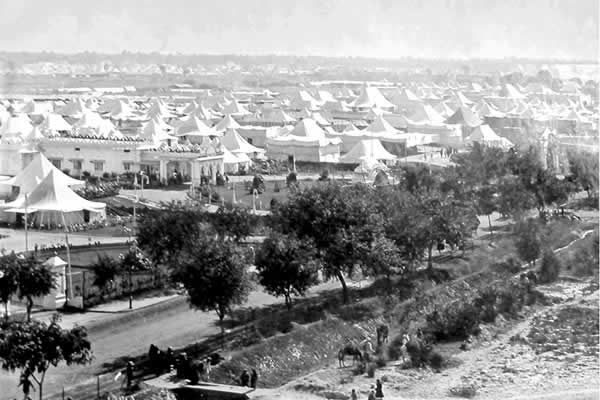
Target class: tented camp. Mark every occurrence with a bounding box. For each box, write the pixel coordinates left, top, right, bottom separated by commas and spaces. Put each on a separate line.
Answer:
266, 118, 341, 162
221, 128, 265, 158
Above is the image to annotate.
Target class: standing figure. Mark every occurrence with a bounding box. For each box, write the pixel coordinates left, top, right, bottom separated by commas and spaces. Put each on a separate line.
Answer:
375, 378, 384, 399
250, 369, 258, 389
240, 370, 250, 387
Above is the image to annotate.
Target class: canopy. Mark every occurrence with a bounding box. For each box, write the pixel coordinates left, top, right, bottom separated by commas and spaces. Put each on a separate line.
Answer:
176, 116, 220, 137
352, 86, 395, 109
214, 114, 241, 131
3, 152, 84, 194
3, 169, 105, 213
340, 139, 397, 163
445, 106, 482, 127
43, 255, 67, 268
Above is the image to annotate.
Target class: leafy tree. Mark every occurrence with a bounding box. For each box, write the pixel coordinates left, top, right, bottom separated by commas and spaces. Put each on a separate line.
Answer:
256, 234, 319, 309
514, 218, 543, 266
271, 183, 384, 303
91, 254, 120, 295
538, 249, 561, 283
119, 245, 153, 309
475, 185, 498, 240
396, 164, 438, 194
137, 203, 204, 267
497, 177, 537, 219
207, 206, 254, 242
172, 233, 251, 332
15, 255, 55, 322
0, 252, 19, 318
567, 150, 599, 198
0, 315, 92, 400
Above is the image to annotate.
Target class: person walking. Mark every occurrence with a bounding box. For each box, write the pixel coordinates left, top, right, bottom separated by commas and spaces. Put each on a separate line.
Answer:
18, 374, 34, 400
125, 361, 135, 389
250, 369, 258, 389
350, 388, 358, 400
375, 378, 384, 399
368, 388, 376, 400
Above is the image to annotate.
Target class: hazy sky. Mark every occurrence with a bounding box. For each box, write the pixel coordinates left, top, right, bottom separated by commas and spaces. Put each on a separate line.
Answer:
0, 0, 597, 60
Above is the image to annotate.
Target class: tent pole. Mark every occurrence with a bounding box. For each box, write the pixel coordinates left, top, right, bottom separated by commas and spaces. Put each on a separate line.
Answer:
24, 194, 29, 252
61, 212, 73, 303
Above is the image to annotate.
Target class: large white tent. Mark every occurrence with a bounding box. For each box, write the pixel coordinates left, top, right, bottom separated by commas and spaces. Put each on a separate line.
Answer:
2, 169, 105, 227
465, 124, 513, 148
221, 128, 265, 157
266, 118, 341, 162
340, 139, 397, 163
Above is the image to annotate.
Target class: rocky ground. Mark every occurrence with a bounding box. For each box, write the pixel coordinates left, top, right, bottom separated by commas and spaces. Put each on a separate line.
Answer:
250, 279, 600, 400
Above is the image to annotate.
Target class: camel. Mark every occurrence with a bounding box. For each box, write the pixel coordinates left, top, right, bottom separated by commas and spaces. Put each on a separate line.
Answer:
338, 345, 363, 368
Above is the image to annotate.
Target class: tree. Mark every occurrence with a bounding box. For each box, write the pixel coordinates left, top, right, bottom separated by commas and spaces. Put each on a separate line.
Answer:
0, 252, 19, 318
207, 206, 254, 242
137, 203, 204, 267
567, 150, 599, 198
497, 176, 537, 219
539, 249, 561, 283
476, 185, 498, 241
256, 234, 319, 309
0, 315, 92, 400
119, 245, 153, 309
514, 218, 543, 266
271, 183, 384, 303
172, 233, 251, 333
91, 254, 120, 296
15, 255, 55, 322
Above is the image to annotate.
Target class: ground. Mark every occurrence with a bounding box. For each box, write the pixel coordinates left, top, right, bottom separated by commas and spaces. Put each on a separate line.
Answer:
248, 279, 599, 400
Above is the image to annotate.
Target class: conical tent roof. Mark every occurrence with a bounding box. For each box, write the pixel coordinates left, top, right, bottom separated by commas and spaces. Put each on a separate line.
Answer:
365, 115, 397, 134
26, 127, 45, 142
3, 153, 84, 193
60, 98, 87, 118
3, 169, 105, 213
176, 116, 219, 137
265, 109, 296, 123
500, 84, 526, 99
108, 100, 133, 120
182, 100, 199, 114
22, 100, 52, 115
453, 91, 474, 106
340, 139, 397, 163
141, 119, 177, 142
222, 128, 265, 154
409, 104, 445, 124
352, 86, 395, 109
214, 114, 241, 131
466, 124, 513, 148
43, 255, 67, 268
223, 100, 250, 116
476, 101, 505, 118
0, 115, 34, 138
434, 102, 456, 117
289, 118, 326, 139
445, 106, 482, 127
40, 113, 72, 133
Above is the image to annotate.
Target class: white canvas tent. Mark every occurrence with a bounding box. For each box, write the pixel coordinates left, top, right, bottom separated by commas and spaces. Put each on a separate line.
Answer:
465, 124, 513, 149
340, 139, 397, 163
2, 169, 106, 228
221, 128, 265, 156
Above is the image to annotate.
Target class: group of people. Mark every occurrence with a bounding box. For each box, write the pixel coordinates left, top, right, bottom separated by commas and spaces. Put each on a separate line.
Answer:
147, 344, 223, 385
238, 369, 258, 389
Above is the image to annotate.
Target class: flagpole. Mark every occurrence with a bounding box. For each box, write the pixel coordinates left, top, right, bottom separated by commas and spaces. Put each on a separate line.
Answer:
24, 194, 29, 252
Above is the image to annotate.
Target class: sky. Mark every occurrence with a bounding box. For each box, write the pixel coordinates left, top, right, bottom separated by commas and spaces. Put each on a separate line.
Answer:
0, 0, 597, 60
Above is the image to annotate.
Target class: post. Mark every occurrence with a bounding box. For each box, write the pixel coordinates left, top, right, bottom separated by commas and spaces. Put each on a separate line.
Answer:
97, 375, 100, 400
24, 194, 29, 252
61, 212, 73, 302
128, 265, 133, 310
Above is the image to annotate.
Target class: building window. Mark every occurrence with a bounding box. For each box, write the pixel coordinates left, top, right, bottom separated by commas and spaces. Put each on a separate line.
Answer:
123, 149, 131, 153
49, 159, 62, 169
75, 147, 80, 151
72, 160, 82, 170
92, 161, 104, 173
123, 162, 132, 171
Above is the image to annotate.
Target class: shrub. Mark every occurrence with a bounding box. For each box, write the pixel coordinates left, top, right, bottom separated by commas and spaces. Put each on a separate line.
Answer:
286, 172, 297, 187
102, 172, 111, 179
571, 232, 599, 277
429, 352, 443, 372
352, 362, 366, 376
492, 257, 521, 274
366, 362, 376, 378
425, 302, 481, 341
387, 334, 406, 361
538, 250, 561, 283
449, 384, 478, 398
374, 355, 387, 368
406, 340, 432, 368
474, 288, 498, 323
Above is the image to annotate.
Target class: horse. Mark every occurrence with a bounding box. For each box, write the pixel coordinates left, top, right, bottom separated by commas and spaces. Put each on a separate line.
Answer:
338, 345, 363, 368
376, 324, 389, 346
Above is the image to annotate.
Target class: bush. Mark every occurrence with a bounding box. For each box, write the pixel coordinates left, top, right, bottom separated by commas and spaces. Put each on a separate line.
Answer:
429, 352, 443, 372
571, 232, 599, 277
406, 340, 432, 368
102, 172, 111, 179
352, 362, 366, 376
538, 250, 561, 283
374, 355, 387, 368
366, 362, 376, 377
474, 288, 498, 323
491, 257, 521, 274
387, 334, 406, 361
425, 301, 482, 341
449, 384, 478, 398
286, 172, 297, 187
